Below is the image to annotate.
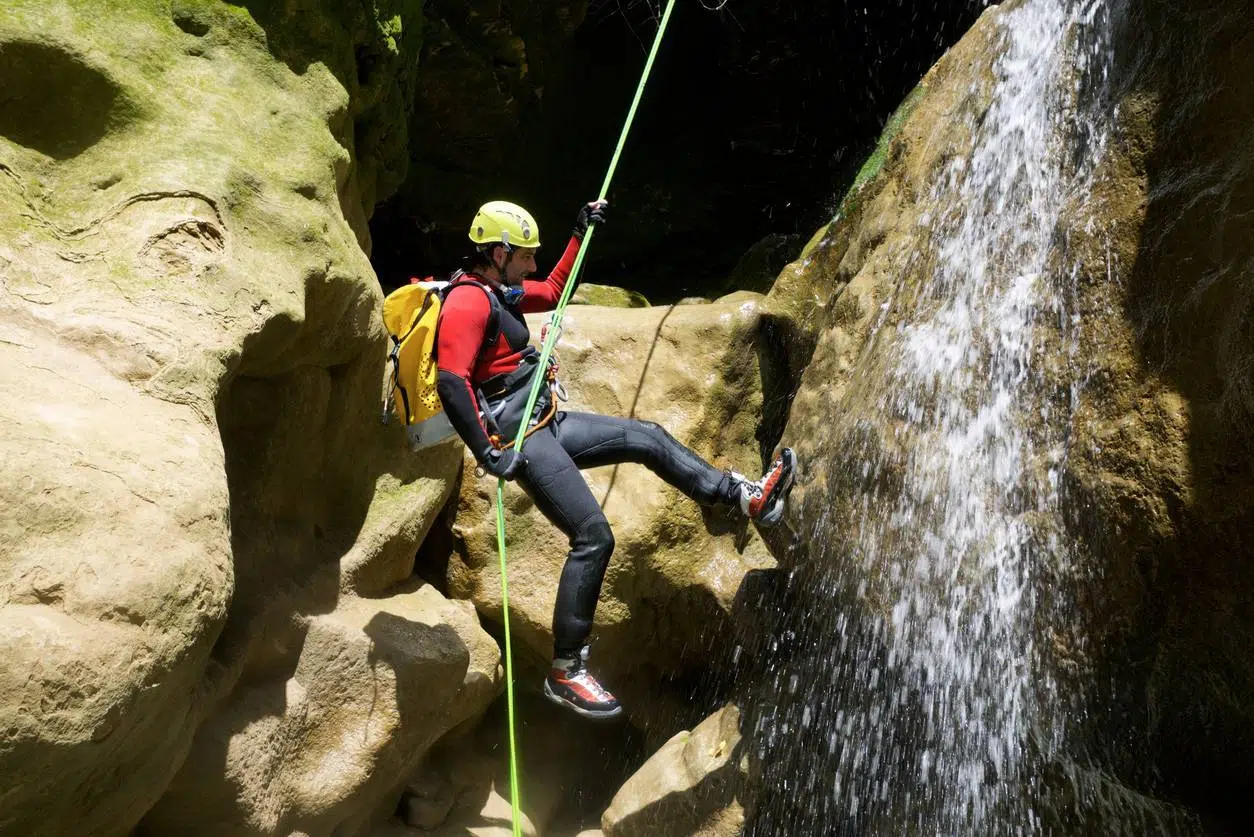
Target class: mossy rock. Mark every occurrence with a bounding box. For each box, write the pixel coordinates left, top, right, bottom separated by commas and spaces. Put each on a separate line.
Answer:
834, 79, 928, 220
570, 283, 650, 308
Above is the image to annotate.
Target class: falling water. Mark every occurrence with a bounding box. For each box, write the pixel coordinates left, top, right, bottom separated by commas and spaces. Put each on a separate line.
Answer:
746, 0, 1131, 833
860, 0, 1115, 829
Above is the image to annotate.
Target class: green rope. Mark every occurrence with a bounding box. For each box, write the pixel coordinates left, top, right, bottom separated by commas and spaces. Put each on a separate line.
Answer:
493, 2, 677, 834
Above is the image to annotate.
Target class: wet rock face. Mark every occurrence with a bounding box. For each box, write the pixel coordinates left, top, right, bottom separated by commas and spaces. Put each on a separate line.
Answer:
199, 0, 429, 237
1068, 0, 1254, 825
754, 0, 1254, 832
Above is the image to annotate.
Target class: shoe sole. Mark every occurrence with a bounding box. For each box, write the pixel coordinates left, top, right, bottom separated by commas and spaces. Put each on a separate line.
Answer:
757, 448, 797, 527
543, 678, 624, 721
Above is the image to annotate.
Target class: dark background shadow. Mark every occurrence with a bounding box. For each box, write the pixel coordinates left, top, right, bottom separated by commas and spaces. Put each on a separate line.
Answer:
369, 0, 990, 302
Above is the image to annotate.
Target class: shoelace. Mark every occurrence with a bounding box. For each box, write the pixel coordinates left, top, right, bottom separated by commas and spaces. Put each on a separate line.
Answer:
739, 482, 765, 518
561, 669, 615, 702
760, 457, 787, 491
746, 462, 785, 515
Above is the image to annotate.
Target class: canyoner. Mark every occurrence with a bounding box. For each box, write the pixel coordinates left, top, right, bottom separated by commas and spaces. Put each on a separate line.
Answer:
430, 195, 798, 720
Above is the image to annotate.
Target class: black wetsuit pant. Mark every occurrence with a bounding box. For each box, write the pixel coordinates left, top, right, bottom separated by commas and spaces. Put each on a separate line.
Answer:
505, 406, 739, 658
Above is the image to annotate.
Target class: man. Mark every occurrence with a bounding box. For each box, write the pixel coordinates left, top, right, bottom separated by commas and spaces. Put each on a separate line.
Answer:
435, 198, 796, 720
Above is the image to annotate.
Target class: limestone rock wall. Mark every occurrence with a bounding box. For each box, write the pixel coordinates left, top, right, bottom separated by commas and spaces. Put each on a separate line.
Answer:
0, 3, 492, 835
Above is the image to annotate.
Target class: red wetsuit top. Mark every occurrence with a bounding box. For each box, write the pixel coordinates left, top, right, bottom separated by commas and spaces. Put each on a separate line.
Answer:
434, 236, 581, 458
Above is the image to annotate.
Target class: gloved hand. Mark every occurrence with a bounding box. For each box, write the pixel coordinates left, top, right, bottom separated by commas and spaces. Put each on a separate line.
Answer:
572, 199, 609, 240
480, 447, 526, 480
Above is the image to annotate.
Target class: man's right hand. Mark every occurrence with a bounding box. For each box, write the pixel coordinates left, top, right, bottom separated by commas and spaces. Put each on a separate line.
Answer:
572, 199, 608, 240
481, 447, 526, 480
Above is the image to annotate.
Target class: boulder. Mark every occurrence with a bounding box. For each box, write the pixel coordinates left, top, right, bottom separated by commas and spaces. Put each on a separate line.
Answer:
602, 704, 746, 837
141, 583, 500, 837
0, 305, 233, 837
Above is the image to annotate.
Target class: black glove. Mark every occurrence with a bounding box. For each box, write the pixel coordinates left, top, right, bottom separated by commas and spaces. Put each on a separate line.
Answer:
572, 199, 609, 240
480, 447, 526, 480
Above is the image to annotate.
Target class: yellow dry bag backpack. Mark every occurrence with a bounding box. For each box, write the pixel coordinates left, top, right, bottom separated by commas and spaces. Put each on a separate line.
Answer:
381, 273, 500, 451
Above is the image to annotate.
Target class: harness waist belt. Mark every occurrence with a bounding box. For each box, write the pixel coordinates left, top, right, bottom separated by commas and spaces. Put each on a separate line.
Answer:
481, 350, 544, 401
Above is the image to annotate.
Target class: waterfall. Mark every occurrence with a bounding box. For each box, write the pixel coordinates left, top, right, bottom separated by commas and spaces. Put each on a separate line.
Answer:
868, 0, 1114, 829
746, 0, 1130, 833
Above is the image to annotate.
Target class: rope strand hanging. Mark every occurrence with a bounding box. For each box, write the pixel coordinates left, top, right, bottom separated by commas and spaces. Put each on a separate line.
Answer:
492, 1, 678, 833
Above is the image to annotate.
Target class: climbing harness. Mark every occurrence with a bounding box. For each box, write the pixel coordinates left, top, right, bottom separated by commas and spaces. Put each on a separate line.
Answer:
491, 1, 677, 833
474, 359, 562, 477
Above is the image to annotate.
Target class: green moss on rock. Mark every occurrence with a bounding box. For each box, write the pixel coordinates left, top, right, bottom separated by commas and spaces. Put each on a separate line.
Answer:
570, 283, 651, 308
835, 80, 927, 220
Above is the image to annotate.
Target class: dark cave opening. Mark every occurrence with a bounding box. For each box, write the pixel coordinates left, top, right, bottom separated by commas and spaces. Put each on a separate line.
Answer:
369, 0, 989, 302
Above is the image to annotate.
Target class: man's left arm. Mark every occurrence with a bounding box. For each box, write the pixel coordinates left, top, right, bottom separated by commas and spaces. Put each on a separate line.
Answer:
520, 200, 607, 312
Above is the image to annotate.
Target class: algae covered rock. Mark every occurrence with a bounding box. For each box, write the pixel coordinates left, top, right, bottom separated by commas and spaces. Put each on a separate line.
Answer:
571, 282, 651, 308
722, 233, 803, 296
0, 2, 466, 835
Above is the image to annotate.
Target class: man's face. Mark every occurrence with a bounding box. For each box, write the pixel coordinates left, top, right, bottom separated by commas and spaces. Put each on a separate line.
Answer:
501, 247, 537, 284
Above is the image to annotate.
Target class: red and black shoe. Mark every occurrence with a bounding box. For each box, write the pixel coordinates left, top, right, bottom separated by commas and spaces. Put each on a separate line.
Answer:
543, 646, 623, 721
734, 447, 797, 527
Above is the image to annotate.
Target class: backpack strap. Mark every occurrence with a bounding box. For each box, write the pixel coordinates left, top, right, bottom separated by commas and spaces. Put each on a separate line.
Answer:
398, 290, 440, 345
435, 277, 502, 373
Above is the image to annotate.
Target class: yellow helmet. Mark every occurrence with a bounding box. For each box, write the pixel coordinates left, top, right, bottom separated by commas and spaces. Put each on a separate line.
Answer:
468, 200, 541, 249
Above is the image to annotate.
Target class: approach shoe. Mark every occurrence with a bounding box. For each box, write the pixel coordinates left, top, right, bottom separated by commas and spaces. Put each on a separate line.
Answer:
543, 646, 623, 721
735, 447, 797, 527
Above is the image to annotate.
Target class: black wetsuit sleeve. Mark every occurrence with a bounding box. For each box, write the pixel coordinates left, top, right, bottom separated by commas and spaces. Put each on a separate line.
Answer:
436, 369, 495, 459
